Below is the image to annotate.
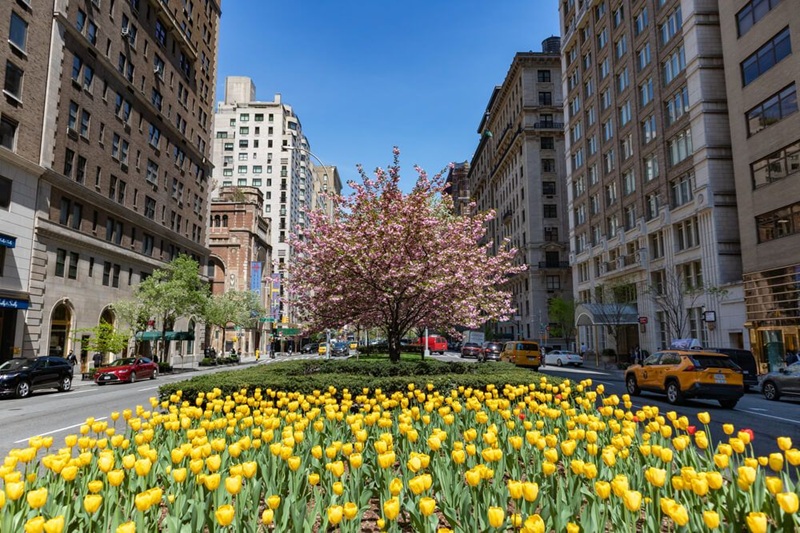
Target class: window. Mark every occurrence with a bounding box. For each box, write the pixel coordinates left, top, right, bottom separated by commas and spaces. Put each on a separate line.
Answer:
4, 61, 23, 100
68, 252, 79, 280
253, 165, 263, 174
571, 149, 584, 170
623, 169, 636, 195
544, 227, 559, 242
80, 110, 90, 137
603, 150, 615, 174
148, 124, 161, 147
605, 181, 618, 206
598, 28, 608, 49
55, 249, 67, 277
112, 264, 120, 288
144, 196, 156, 219
615, 35, 627, 59
679, 260, 703, 289
637, 43, 651, 71
756, 201, 800, 242
587, 106, 596, 126
640, 78, 654, 106
644, 153, 659, 181
651, 270, 666, 295
737, 0, 783, 37
588, 135, 597, 155
64, 149, 75, 178
238, 165, 247, 174
542, 159, 556, 172
590, 194, 600, 215
59, 198, 71, 225
663, 45, 686, 85
541, 137, 555, 150
546, 275, 561, 291
146, 160, 158, 184
573, 175, 586, 197
544, 204, 558, 218
635, 8, 648, 35
746, 84, 798, 136
0, 116, 18, 150
600, 58, 610, 80
751, 139, 800, 188
642, 115, 657, 143
619, 100, 632, 126
569, 96, 580, 117
601, 89, 612, 110
68, 101, 79, 131
142, 234, 154, 256
741, 27, 791, 86
671, 172, 694, 207
607, 214, 620, 238
617, 67, 629, 92
668, 128, 693, 166
240, 113, 250, 122
575, 204, 587, 225
76, 156, 86, 184
674, 216, 700, 250
571, 122, 582, 143
71, 202, 82, 230
538, 70, 551, 82
613, 6, 624, 27
665, 86, 690, 126
539, 92, 552, 106
660, 6, 682, 44
646, 194, 660, 221
624, 205, 637, 230
602, 119, 614, 142
9, 12, 28, 52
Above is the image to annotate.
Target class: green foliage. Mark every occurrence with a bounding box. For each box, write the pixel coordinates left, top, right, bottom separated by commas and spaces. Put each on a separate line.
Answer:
112, 299, 150, 335
73, 321, 130, 356
159, 359, 556, 402
548, 297, 576, 344
202, 290, 265, 330
602, 348, 617, 359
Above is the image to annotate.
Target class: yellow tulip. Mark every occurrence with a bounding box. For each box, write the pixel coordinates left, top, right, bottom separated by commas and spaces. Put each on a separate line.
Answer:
714, 453, 729, 469
786, 449, 800, 466
287, 456, 301, 471
6, 481, 24, 501
60, 465, 78, 482
668, 503, 689, 526
389, 477, 403, 496
776, 492, 799, 514
409, 475, 427, 495
623, 490, 642, 512
777, 437, 792, 451
349, 453, 363, 469
116, 522, 135, 533
24, 516, 45, 533
206, 454, 221, 472
522, 481, 539, 502
172, 468, 187, 483
507, 480, 523, 500
702, 510, 720, 529
87, 480, 103, 494
768, 453, 784, 472
107, 469, 125, 487
203, 473, 220, 491
84, 494, 103, 513
343, 501, 358, 520
327, 460, 345, 477
97, 454, 114, 473
465, 469, 481, 487
215, 504, 235, 527
327, 505, 343, 525
451, 449, 466, 464
765, 476, 783, 495
419, 497, 436, 516
645, 466, 666, 487
697, 412, 710, 424
308, 472, 320, 486
745, 512, 767, 533
225, 475, 242, 495
383, 497, 400, 521
690, 477, 709, 497
242, 461, 257, 479
27, 487, 48, 509
542, 461, 557, 476
0, 490, 5, 508
566, 523, 580, 533
723, 423, 734, 435
488, 506, 505, 528
261, 509, 274, 525
43, 516, 64, 533
267, 495, 281, 510
595, 480, 611, 500
523, 514, 545, 533
332, 481, 344, 495
706, 471, 723, 490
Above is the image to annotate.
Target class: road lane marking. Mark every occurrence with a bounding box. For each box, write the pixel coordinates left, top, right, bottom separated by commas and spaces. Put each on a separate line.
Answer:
137, 386, 159, 391
742, 409, 800, 425
14, 416, 108, 443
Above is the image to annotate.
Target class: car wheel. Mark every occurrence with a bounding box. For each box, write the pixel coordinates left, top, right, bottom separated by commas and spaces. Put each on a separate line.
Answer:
150, 368, 158, 380
97, 382, 106, 386
532, 366, 540, 371
556, 359, 563, 367
16, 380, 31, 399
762, 381, 780, 401
130, 372, 136, 384
625, 375, 641, 396
718, 399, 738, 409
58, 376, 72, 392
666, 381, 683, 405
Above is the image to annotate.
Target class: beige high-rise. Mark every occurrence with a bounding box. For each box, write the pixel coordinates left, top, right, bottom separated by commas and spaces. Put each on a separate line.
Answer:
718, 0, 800, 371
560, 0, 746, 357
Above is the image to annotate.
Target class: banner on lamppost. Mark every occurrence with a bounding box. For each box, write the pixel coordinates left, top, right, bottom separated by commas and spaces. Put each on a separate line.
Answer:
250, 261, 262, 296
271, 272, 281, 321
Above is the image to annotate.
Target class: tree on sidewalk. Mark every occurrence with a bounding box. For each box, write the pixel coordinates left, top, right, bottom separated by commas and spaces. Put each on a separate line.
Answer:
113, 298, 150, 356
548, 297, 576, 350
289, 148, 526, 363
135, 255, 208, 362
72, 321, 130, 362
202, 290, 265, 353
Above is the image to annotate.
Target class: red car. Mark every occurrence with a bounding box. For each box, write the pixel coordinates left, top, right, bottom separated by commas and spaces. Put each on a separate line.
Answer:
94, 357, 158, 385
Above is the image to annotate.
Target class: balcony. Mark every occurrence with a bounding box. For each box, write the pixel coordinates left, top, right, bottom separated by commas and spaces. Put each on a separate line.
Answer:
538, 261, 570, 269
534, 121, 564, 130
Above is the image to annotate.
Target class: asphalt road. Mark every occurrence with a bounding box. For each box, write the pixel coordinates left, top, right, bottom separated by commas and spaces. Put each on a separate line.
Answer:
2, 351, 798, 461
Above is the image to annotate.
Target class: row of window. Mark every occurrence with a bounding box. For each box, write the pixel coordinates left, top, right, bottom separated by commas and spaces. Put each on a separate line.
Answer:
575, 216, 700, 257
54, 249, 134, 289
737, 0, 783, 38
756, 200, 800, 243
751, 138, 800, 189
741, 27, 791, 86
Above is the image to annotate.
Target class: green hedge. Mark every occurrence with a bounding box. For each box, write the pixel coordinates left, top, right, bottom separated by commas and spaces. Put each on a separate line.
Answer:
158, 359, 559, 402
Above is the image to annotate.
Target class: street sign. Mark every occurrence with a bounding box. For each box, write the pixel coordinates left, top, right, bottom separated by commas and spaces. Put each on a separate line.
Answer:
638, 316, 648, 325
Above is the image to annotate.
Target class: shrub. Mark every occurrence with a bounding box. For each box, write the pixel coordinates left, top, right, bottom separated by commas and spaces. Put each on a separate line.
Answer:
157, 362, 172, 373
198, 358, 216, 367
159, 359, 555, 402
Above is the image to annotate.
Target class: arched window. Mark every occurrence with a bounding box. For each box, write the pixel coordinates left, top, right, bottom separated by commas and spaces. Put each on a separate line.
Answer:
222, 215, 228, 227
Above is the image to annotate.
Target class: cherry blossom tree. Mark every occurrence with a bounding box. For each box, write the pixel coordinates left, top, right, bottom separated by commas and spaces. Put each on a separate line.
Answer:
288, 148, 526, 362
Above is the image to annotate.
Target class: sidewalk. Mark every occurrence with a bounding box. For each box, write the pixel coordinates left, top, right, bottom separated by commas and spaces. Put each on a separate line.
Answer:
578, 355, 626, 379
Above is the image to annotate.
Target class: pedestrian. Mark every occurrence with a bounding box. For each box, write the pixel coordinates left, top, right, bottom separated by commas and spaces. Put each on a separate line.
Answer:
255, 349, 260, 362
634, 345, 641, 365
580, 342, 587, 357
67, 350, 77, 366
786, 349, 799, 366
93, 352, 102, 368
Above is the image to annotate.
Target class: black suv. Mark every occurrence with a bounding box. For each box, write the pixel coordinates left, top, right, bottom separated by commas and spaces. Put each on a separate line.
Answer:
0, 356, 74, 398
708, 347, 759, 390
480, 342, 503, 362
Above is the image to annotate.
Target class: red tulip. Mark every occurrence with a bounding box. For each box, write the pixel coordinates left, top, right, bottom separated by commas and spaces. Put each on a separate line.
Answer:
686, 426, 696, 436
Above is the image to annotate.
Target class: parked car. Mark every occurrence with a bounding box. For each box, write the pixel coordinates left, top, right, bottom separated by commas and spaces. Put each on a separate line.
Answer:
500, 341, 543, 370
544, 350, 583, 367
707, 347, 759, 390
0, 356, 74, 398
479, 342, 504, 362
331, 342, 349, 357
300, 343, 319, 354
94, 357, 158, 385
624, 350, 744, 408
460, 342, 482, 358
414, 336, 448, 355
760, 362, 800, 401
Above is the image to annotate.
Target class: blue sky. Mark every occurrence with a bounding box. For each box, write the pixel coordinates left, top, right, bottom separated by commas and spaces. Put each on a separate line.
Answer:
217, 1, 560, 191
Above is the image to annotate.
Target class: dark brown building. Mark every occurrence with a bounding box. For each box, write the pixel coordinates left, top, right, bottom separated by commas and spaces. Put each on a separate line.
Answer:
0, 0, 221, 364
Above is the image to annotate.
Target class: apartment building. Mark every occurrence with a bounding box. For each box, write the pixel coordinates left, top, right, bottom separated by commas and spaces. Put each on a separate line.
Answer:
718, 0, 800, 371
211, 76, 341, 329
0, 0, 220, 364
560, 0, 746, 357
467, 39, 574, 345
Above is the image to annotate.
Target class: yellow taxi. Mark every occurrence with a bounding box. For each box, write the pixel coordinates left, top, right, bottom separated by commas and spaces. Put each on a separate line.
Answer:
318, 343, 328, 356
500, 341, 542, 371
624, 349, 744, 408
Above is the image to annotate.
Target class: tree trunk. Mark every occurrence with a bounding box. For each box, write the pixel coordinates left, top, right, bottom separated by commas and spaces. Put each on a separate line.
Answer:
387, 330, 402, 363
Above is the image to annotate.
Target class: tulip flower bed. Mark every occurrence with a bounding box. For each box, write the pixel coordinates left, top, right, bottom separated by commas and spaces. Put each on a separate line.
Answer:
1, 375, 799, 533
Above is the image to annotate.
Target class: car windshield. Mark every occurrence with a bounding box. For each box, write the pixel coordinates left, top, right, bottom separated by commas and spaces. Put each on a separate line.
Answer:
0, 359, 35, 371
333, 342, 347, 349
107, 358, 137, 367
691, 355, 740, 370
464, 343, 479, 348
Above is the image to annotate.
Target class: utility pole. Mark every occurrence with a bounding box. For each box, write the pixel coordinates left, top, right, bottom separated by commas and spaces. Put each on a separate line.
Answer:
539, 309, 543, 347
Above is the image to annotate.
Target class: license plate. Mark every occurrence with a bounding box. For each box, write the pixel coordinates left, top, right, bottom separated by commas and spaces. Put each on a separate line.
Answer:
714, 374, 726, 384
101, 375, 112, 381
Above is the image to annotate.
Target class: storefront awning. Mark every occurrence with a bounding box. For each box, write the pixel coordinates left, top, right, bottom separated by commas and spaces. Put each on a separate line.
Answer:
576, 303, 639, 326
0, 234, 16, 248
136, 330, 195, 341
275, 328, 301, 336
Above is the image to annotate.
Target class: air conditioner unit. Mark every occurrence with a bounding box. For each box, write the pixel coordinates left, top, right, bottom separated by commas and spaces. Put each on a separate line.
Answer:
121, 26, 130, 37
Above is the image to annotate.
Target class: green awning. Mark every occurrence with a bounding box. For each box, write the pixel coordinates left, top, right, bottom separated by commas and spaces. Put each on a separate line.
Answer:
136, 331, 195, 341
